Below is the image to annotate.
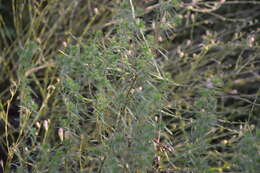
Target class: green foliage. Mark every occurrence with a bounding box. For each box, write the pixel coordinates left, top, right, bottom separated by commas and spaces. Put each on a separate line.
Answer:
0, 0, 259, 172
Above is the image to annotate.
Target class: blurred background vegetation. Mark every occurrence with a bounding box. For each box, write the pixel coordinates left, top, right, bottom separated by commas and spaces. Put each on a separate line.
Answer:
0, 0, 259, 172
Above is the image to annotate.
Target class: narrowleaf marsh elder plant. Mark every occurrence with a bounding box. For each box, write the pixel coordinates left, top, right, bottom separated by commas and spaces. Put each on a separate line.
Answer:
55, 23, 171, 172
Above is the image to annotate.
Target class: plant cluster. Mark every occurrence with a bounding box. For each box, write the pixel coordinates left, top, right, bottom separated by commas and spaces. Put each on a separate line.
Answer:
0, 0, 259, 172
